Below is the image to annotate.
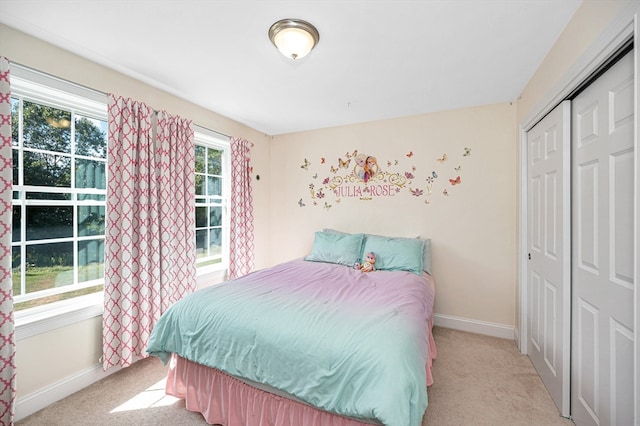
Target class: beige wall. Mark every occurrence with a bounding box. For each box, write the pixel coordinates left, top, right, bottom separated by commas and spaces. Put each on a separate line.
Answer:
271, 103, 518, 326
0, 24, 272, 400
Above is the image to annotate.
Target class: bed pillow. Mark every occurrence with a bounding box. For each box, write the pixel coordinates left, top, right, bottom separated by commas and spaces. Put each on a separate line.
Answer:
324, 229, 432, 274
361, 234, 424, 275
305, 231, 364, 266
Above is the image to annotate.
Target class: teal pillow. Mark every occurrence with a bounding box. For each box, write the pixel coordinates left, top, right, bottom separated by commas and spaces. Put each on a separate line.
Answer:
361, 234, 424, 275
324, 229, 430, 274
305, 231, 364, 266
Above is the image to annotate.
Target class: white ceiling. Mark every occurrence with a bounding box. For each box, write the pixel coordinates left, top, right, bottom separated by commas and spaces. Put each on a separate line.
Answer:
0, 0, 582, 135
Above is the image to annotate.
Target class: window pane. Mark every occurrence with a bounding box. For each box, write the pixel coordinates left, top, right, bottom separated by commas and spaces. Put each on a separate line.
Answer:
14, 284, 104, 312
195, 174, 204, 196
23, 151, 71, 187
22, 101, 71, 153
207, 148, 222, 175
77, 193, 105, 201
12, 149, 18, 185
195, 145, 206, 173
26, 206, 73, 240
207, 176, 221, 196
11, 98, 19, 147
209, 228, 221, 256
12, 206, 20, 242
76, 158, 106, 189
26, 192, 71, 201
12, 246, 20, 296
195, 229, 207, 258
75, 115, 107, 158
209, 206, 222, 227
26, 242, 74, 292
78, 239, 104, 282
78, 205, 105, 236
195, 206, 207, 228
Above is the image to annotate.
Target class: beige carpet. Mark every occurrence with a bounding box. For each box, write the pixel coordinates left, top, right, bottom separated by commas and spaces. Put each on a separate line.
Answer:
17, 327, 574, 426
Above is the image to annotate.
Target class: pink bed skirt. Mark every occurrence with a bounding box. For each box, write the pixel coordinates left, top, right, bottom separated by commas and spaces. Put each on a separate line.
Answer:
164, 314, 437, 426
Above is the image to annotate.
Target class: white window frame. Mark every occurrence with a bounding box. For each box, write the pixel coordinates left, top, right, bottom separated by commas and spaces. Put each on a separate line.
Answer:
10, 64, 108, 339
193, 126, 231, 277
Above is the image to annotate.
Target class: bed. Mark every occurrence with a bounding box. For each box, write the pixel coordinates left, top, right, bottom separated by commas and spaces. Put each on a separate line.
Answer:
147, 230, 437, 426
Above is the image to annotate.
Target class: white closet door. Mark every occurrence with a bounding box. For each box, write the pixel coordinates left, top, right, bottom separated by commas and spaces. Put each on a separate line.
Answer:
571, 51, 634, 426
526, 100, 571, 417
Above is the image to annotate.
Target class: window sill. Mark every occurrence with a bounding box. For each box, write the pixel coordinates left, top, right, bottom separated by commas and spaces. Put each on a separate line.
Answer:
15, 292, 104, 341
14, 265, 228, 341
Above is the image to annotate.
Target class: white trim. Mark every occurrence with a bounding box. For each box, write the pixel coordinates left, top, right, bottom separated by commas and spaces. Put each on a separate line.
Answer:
434, 313, 515, 340
15, 293, 103, 340
10, 63, 107, 120
518, 125, 529, 355
13, 360, 133, 422
634, 11, 640, 426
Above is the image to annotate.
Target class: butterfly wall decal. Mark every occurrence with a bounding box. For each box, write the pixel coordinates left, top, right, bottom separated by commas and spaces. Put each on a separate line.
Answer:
324, 202, 332, 210
405, 172, 415, 179
406, 151, 414, 158
432, 171, 438, 178
455, 165, 461, 171
301, 158, 310, 170
437, 154, 448, 163
320, 157, 326, 164
338, 157, 351, 169
442, 189, 449, 196
463, 147, 471, 156
312, 173, 318, 179
330, 165, 338, 173
449, 176, 461, 185
298, 198, 305, 207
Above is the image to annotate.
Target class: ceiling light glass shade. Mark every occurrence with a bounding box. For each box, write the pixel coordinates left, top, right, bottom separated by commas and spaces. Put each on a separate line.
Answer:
269, 19, 319, 60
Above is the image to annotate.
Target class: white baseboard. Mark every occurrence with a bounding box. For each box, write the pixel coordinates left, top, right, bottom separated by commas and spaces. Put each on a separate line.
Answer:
14, 362, 122, 422
434, 313, 515, 340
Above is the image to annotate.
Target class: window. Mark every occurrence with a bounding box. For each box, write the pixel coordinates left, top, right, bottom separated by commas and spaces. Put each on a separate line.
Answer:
10, 66, 108, 312
10, 66, 230, 322
194, 128, 230, 273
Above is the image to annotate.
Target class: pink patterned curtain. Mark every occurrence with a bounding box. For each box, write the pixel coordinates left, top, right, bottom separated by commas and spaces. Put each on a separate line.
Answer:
103, 95, 196, 370
0, 57, 15, 426
155, 111, 196, 311
229, 137, 255, 279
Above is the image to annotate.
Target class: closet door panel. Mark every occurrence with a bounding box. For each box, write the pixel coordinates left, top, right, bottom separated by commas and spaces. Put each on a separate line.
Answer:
526, 100, 571, 416
571, 51, 634, 426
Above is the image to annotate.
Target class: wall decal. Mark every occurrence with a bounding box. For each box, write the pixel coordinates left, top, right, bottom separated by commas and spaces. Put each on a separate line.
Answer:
297, 147, 474, 208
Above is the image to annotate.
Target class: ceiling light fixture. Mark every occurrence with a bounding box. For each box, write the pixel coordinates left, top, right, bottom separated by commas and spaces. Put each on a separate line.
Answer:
268, 19, 319, 60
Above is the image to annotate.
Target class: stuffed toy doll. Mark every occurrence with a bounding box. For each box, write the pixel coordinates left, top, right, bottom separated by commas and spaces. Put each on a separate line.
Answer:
355, 252, 376, 272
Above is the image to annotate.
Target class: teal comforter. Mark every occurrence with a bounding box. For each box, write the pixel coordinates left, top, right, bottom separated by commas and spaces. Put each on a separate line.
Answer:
147, 259, 433, 426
